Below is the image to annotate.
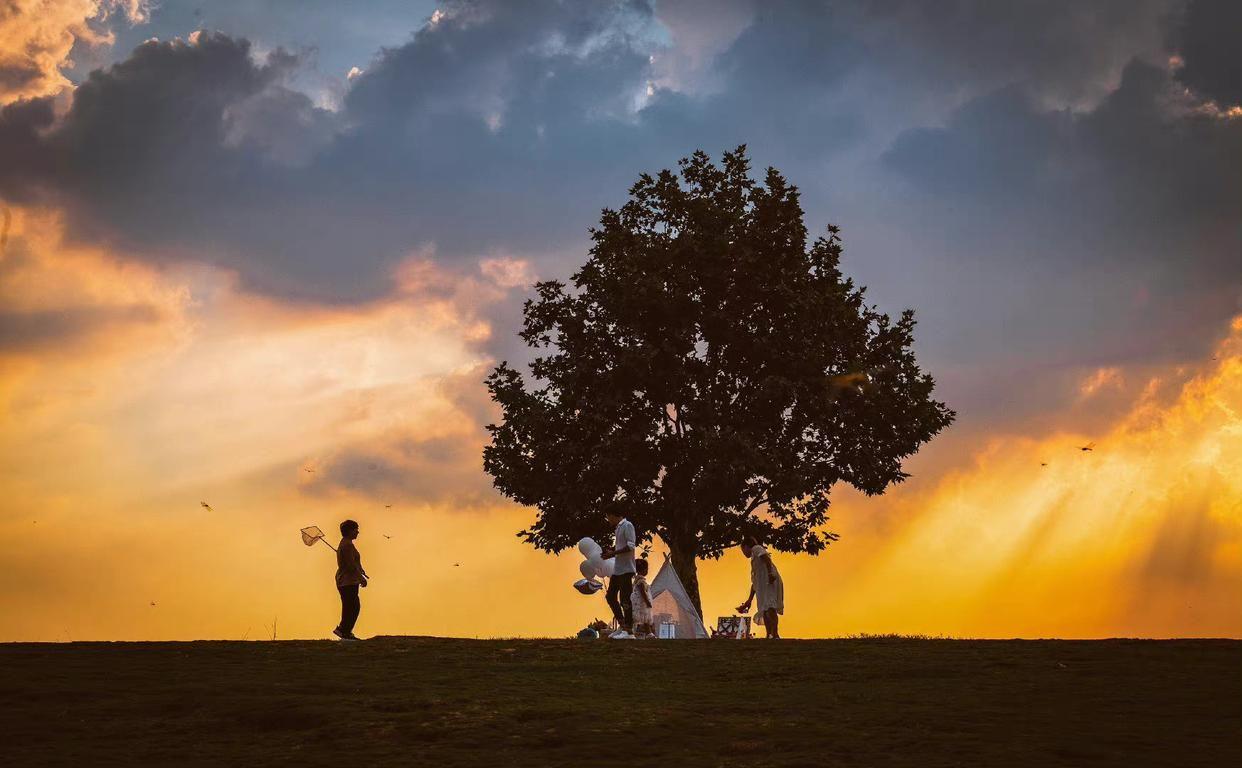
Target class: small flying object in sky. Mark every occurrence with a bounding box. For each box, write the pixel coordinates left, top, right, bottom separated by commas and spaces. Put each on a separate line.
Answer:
150, 602, 156, 607
385, 504, 393, 509
383, 534, 392, 539
303, 467, 315, 474
1040, 462, 1048, 467
200, 502, 213, 512
453, 562, 461, 567
1079, 442, 1096, 452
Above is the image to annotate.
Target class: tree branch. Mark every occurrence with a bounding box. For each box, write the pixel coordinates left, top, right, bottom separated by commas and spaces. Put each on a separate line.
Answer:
744, 489, 769, 515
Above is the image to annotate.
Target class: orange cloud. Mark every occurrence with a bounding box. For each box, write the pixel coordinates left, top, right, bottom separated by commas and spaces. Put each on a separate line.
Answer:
771, 318, 1242, 638
0, 208, 503, 640
0, 1, 148, 105
1078, 365, 1122, 398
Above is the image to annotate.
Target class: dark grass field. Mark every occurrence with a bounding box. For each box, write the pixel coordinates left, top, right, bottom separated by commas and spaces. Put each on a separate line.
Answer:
2, 637, 1239, 767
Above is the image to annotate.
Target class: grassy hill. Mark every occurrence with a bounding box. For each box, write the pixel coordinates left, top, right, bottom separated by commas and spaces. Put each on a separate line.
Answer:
2, 637, 1238, 766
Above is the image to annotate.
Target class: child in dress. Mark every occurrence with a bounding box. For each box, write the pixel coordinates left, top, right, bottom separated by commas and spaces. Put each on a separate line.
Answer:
631, 558, 653, 637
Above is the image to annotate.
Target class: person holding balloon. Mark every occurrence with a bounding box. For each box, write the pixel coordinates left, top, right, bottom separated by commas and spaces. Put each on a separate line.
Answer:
602, 507, 637, 638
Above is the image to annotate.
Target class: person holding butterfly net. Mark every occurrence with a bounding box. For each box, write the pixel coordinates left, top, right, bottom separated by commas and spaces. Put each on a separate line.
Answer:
300, 522, 369, 640
333, 519, 368, 640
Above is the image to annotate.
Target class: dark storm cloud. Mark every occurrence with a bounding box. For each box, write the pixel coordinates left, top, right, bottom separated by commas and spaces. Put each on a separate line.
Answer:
0, 33, 368, 301
883, 60, 1240, 346
0, 0, 870, 304
878, 56, 1241, 429
0, 96, 55, 180
71, 0, 440, 86
1, 4, 662, 301
1172, 0, 1242, 108
0, 0, 1237, 412
884, 62, 1240, 222
845, 0, 1176, 105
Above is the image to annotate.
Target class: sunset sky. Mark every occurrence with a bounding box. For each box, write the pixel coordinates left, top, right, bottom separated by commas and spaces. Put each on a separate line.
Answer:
1, 0, 1239, 641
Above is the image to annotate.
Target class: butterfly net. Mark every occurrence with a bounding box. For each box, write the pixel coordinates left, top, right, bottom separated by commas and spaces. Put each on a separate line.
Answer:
300, 526, 326, 546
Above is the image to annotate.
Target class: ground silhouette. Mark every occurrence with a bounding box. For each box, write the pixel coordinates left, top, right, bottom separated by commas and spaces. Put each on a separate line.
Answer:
2, 637, 1238, 766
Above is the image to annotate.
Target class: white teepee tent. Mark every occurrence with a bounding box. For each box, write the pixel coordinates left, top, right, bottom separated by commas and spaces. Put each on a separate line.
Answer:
649, 555, 709, 639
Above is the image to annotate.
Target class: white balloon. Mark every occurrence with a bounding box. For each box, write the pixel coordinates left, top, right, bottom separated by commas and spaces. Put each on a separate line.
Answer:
575, 538, 614, 579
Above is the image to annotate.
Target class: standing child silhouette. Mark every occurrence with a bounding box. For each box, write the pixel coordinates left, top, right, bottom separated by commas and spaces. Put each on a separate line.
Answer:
334, 519, 367, 641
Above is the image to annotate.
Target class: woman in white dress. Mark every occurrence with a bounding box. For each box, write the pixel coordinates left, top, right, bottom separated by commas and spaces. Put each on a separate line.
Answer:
736, 536, 784, 639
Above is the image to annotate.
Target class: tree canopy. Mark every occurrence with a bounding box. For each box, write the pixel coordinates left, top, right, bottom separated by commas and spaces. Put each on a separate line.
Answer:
484, 147, 954, 611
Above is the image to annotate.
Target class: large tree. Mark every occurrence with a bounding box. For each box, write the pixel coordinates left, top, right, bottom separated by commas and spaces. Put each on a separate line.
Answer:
484, 147, 953, 613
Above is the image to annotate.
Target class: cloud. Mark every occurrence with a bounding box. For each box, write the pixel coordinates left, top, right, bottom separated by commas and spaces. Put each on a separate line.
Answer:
1079, 367, 1123, 399
222, 83, 342, 166
0, 0, 863, 304
302, 432, 497, 508
0, 0, 1237, 427
811, 318, 1242, 637
1171, 0, 1242, 108
0, 0, 147, 105
0, 6, 665, 301
299, 364, 502, 508
76, 0, 439, 96
650, 0, 754, 91
880, 58, 1242, 393
0, 33, 371, 300
846, 0, 1177, 109
0, 207, 491, 497
0, 304, 161, 353
0, 206, 189, 360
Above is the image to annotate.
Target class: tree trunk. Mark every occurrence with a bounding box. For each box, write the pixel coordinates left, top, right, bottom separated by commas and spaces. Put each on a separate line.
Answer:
666, 540, 703, 618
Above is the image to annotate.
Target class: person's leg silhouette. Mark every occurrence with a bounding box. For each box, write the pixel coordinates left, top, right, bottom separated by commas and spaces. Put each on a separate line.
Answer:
337, 584, 361, 639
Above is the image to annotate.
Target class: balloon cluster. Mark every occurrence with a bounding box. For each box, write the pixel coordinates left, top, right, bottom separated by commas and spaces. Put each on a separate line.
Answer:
577, 537, 616, 579
572, 537, 615, 595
